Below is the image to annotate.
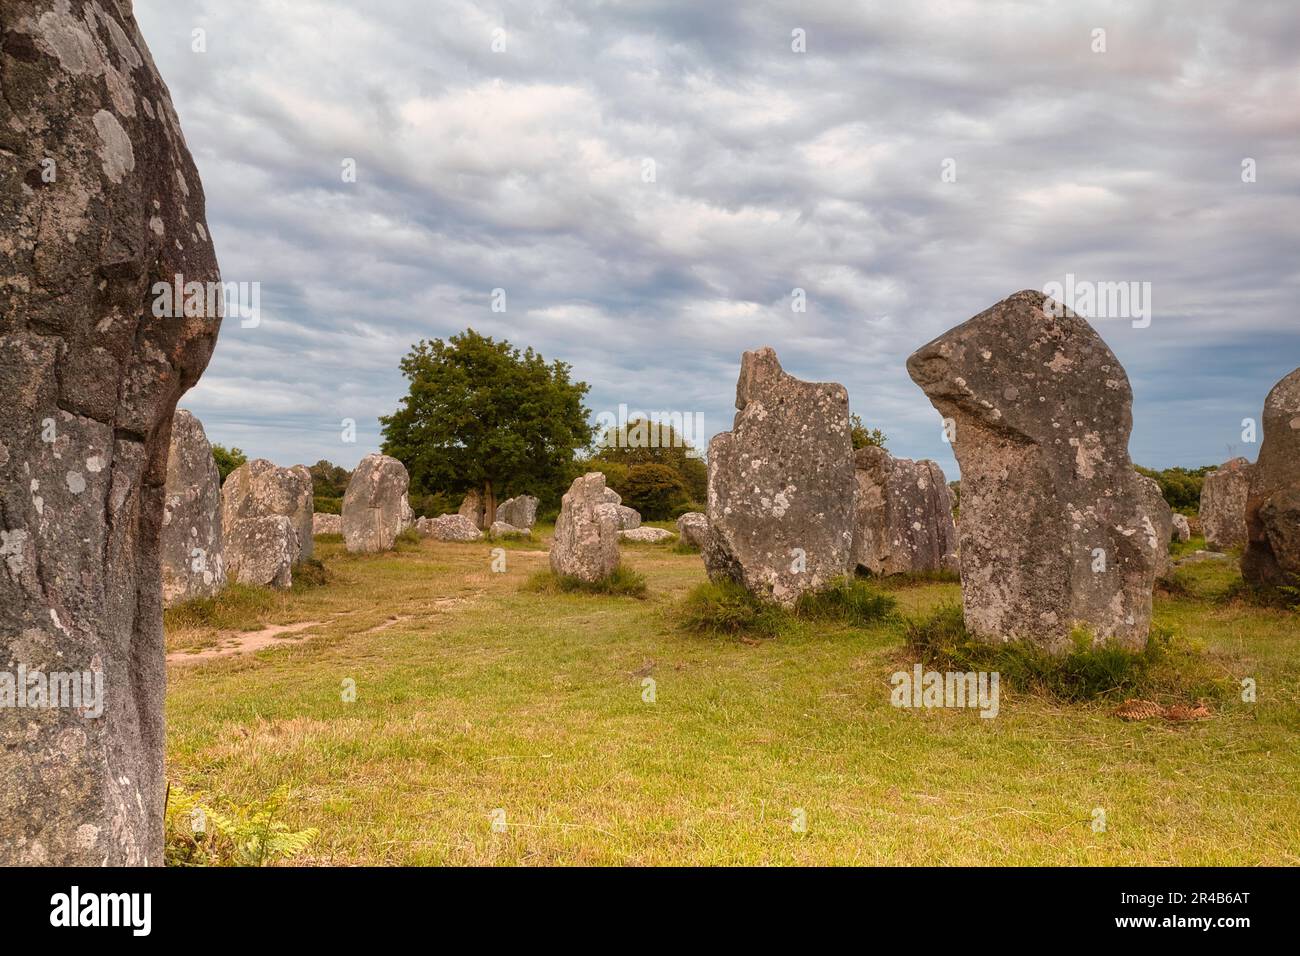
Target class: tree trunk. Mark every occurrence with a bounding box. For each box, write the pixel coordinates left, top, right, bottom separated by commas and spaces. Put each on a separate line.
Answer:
484, 480, 497, 527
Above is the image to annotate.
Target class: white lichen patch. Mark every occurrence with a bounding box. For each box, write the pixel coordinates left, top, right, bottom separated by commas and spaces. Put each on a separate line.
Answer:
92, 110, 134, 184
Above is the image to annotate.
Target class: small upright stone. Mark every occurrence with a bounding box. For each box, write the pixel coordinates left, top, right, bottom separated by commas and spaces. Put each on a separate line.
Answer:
1171, 514, 1191, 543
458, 489, 486, 529
906, 291, 1161, 651
1137, 475, 1174, 580
851, 446, 958, 576
1242, 368, 1300, 587
676, 512, 710, 549
1200, 458, 1253, 551
496, 495, 539, 530
224, 516, 300, 588
550, 473, 621, 582
703, 348, 855, 607
313, 513, 342, 535
615, 505, 641, 530
341, 454, 412, 554
161, 411, 225, 607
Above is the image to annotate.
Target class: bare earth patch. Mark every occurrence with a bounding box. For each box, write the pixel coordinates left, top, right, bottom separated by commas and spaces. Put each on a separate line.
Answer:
167, 621, 325, 664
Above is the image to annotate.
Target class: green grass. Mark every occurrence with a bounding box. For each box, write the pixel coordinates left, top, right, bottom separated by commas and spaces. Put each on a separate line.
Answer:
164, 531, 1300, 865
525, 564, 648, 598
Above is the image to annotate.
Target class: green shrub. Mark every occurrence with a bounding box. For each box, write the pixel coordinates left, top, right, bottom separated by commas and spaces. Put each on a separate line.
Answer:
313, 496, 342, 515
795, 576, 897, 626
291, 558, 332, 591
621, 463, 689, 520
525, 565, 648, 598
676, 580, 786, 638
165, 785, 318, 867
163, 584, 280, 632
408, 492, 455, 519
903, 603, 1233, 703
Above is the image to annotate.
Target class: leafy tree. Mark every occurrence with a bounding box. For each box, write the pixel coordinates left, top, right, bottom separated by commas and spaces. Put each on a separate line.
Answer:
308, 460, 352, 499
1135, 465, 1215, 514
592, 418, 707, 502
380, 329, 593, 525
850, 414, 887, 451
211, 444, 247, 484
622, 463, 689, 520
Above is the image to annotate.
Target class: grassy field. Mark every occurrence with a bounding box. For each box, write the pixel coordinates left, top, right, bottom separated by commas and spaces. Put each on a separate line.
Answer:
164, 527, 1300, 865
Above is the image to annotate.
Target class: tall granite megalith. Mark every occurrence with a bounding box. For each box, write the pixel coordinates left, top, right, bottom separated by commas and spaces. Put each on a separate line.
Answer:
703, 348, 855, 607
906, 291, 1160, 651
161, 410, 225, 606
852, 446, 958, 576
1242, 368, 1300, 588
221, 459, 313, 585
0, 0, 222, 864
342, 453, 412, 553
1200, 457, 1252, 552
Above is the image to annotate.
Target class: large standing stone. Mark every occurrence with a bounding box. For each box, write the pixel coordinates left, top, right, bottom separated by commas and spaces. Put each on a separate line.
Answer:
852, 446, 958, 576
496, 495, 538, 530
221, 459, 314, 566
676, 512, 710, 549
1200, 458, 1253, 551
161, 410, 224, 607
0, 1, 222, 865
906, 291, 1161, 651
341, 454, 411, 554
1137, 475, 1174, 580
550, 473, 621, 582
1242, 368, 1300, 588
458, 488, 485, 529
224, 515, 299, 588
703, 348, 855, 607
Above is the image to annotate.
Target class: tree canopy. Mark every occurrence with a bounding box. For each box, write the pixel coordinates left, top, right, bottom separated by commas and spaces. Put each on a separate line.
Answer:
380, 329, 593, 522
211, 444, 247, 484
591, 418, 707, 503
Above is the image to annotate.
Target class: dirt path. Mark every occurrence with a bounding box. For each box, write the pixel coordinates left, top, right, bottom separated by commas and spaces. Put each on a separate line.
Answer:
166, 621, 325, 665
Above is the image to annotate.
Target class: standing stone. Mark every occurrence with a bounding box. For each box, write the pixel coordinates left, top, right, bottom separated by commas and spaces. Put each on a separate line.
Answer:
1242, 368, 1300, 588
1171, 514, 1191, 544
221, 459, 314, 565
906, 291, 1161, 651
341, 454, 411, 554
703, 348, 855, 607
496, 494, 538, 530
224, 515, 299, 588
161, 410, 224, 607
458, 489, 485, 529
676, 512, 710, 549
852, 446, 958, 576
0, 1, 222, 865
550, 473, 621, 582
313, 512, 341, 535
1137, 475, 1174, 580
1200, 458, 1253, 551
615, 505, 641, 530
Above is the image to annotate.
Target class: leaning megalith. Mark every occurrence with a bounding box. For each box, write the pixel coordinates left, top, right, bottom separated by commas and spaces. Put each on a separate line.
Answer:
906, 291, 1161, 651
703, 348, 855, 607
341, 453, 412, 553
550, 473, 621, 582
852, 446, 958, 576
161, 410, 225, 607
1200, 457, 1252, 551
221, 459, 314, 579
0, 0, 222, 865
1242, 368, 1300, 588
497, 494, 538, 530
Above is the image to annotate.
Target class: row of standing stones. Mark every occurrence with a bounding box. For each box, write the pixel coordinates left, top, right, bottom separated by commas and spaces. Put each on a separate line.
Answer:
2, 2, 1297, 866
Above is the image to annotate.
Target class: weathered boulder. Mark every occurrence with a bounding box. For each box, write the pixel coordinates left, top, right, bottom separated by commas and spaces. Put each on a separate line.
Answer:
1242, 368, 1300, 587
550, 473, 621, 582
0, 0, 222, 864
615, 505, 641, 530
703, 348, 855, 607
341, 454, 411, 554
851, 446, 958, 576
1200, 458, 1252, 551
458, 489, 485, 529
1171, 514, 1191, 543
224, 515, 299, 588
906, 290, 1161, 651
420, 513, 483, 541
161, 411, 225, 607
1138, 475, 1174, 580
489, 520, 529, 538
496, 495, 539, 530
620, 526, 675, 543
222, 459, 313, 562
601, 487, 622, 505
313, 512, 341, 535
676, 512, 710, 549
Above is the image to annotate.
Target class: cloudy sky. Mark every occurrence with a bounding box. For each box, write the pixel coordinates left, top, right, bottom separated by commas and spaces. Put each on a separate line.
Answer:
134, 0, 1299, 477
